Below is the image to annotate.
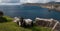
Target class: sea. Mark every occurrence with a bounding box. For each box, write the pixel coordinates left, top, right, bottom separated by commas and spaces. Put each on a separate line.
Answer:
0, 5, 60, 20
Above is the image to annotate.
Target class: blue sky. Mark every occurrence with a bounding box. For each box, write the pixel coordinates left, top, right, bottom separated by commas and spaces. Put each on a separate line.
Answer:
0, 0, 59, 5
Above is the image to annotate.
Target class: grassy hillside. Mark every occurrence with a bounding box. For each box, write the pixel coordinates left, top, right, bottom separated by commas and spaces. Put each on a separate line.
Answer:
0, 16, 51, 31
0, 22, 51, 31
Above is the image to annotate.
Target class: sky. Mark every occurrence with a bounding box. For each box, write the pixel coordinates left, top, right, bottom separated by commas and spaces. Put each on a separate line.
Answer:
0, 0, 59, 5
1, 0, 20, 3
55, 0, 60, 2
20, 0, 51, 3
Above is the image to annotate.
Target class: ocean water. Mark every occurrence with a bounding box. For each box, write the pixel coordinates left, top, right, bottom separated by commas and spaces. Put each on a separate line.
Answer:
0, 5, 60, 20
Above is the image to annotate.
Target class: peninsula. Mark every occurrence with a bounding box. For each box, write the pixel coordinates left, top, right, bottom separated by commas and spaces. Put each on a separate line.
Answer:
23, 2, 60, 11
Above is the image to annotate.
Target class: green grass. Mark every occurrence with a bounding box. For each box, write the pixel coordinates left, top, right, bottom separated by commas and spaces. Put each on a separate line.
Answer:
0, 22, 31, 31
0, 16, 51, 31
0, 22, 51, 31
3, 16, 13, 22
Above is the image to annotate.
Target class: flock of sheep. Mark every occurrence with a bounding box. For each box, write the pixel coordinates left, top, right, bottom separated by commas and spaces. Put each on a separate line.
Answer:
13, 17, 33, 27
13, 17, 54, 27
13, 17, 60, 31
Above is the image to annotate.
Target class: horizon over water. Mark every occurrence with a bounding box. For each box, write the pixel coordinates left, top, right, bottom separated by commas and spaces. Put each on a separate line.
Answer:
0, 5, 60, 20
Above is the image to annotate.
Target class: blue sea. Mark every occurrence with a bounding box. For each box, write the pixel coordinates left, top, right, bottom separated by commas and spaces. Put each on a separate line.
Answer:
0, 5, 60, 20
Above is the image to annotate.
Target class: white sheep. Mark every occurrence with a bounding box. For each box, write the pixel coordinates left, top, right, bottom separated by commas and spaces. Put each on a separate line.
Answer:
13, 17, 21, 26
24, 19, 33, 26
13, 17, 33, 27
13, 17, 20, 22
35, 18, 54, 27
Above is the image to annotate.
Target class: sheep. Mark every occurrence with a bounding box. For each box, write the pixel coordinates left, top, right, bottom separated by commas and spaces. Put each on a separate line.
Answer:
23, 19, 33, 27
13, 17, 20, 22
13, 17, 21, 26
19, 17, 24, 27
13, 17, 33, 27
35, 18, 54, 27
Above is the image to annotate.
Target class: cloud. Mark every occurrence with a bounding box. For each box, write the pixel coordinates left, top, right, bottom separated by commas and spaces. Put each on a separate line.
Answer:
38, 0, 50, 3
0, 0, 20, 5
0, 0, 2, 3
2, 0, 11, 3
0, 0, 20, 3
20, 0, 50, 3
0, 0, 60, 5
54, 0, 60, 2
0, 3, 20, 5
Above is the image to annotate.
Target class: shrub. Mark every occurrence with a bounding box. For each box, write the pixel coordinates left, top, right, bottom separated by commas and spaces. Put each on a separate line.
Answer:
0, 16, 7, 23
0, 11, 3, 17
3, 16, 13, 22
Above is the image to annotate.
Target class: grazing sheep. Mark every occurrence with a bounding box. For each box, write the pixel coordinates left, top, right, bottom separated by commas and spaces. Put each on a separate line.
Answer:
13, 17, 33, 27
13, 17, 20, 22
13, 17, 21, 26
35, 18, 53, 27
23, 19, 33, 27
19, 17, 24, 27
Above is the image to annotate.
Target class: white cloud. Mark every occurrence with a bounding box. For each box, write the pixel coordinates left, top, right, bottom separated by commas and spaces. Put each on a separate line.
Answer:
54, 0, 60, 2
0, 0, 2, 3
27, 0, 39, 3
38, 0, 50, 3
0, 0, 20, 3
20, 0, 52, 3
0, 0, 20, 5
0, 0, 60, 5
0, 3, 20, 5
2, 0, 11, 2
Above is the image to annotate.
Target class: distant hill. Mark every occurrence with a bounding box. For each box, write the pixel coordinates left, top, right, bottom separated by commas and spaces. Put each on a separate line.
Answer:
22, 1, 60, 6
48, 1, 60, 4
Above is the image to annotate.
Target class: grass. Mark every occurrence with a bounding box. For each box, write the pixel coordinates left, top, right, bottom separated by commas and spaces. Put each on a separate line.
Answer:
0, 22, 32, 31
2, 16, 13, 22
0, 22, 51, 31
0, 16, 52, 31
